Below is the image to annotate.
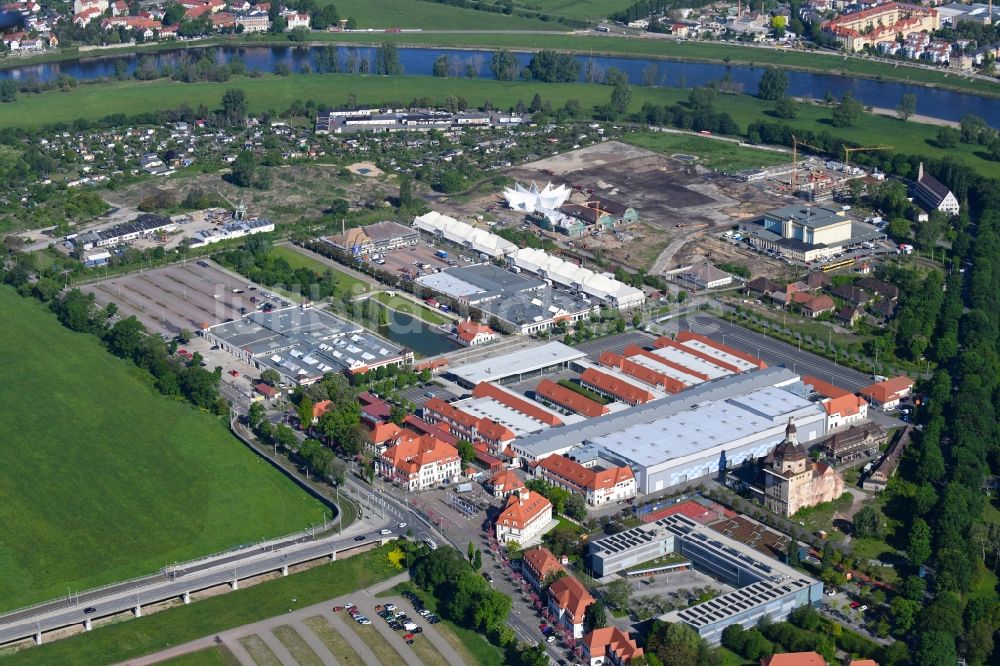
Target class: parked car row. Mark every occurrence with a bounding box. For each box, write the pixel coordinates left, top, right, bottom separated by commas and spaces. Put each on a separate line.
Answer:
401, 590, 440, 625
335, 602, 372, 625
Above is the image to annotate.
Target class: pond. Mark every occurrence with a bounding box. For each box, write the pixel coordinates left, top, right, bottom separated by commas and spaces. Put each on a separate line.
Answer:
379, 309, 459, 358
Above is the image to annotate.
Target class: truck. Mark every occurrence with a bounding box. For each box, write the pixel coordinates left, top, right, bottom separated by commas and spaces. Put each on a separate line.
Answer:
435, 250, 448, 259
455, 483, 473, 493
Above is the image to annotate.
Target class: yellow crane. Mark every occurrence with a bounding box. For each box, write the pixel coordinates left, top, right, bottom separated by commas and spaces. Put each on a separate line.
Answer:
791, 135, 823, 193
843, 145, 892, 172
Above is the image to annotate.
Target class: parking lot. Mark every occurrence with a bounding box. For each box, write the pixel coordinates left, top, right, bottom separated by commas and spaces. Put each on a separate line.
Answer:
573, 330, 659, 361
81, 261, 293, 337
365, 238, 479, 282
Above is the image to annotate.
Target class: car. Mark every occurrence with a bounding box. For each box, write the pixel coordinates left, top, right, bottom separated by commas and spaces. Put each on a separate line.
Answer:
858, 605, 868, 612
428, 617, 440, 624
413, 627, 423, 634
398, 522, 407, 529
406, 639, 415, 645
418, 609, 431, 616
850, 601, 860, 609
824, 589, 836, 597
385, 603, 396, 611
354, 535, 367, 541
345, 603, 356, 611
404, 633, 415, 640
546, 635, 557, 643
84, 607, 97, 614
333, 605, 344, 612
357, 618, 371, 625
390, 622, 403, 630
380, 529, 392, 535
483, 572, 494, 583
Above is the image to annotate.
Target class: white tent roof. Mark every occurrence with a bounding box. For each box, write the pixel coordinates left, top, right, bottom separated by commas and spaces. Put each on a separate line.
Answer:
512, 247, 644, 307
502, 181, 572, 214
413, 211, 516, 257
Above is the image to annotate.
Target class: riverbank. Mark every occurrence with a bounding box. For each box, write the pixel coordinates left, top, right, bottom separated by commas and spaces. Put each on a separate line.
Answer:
0, 73, 996, 179
3, 31, 998, 100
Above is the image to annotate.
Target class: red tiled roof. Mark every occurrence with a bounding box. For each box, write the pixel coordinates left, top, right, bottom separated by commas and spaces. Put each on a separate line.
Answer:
579, 368, 655, 405
548, 575, 594, 624
623, 344, 710, 382
312, 400, 332, 419
860, 376, 913, 403
403, 415, 458, 445
600, 351, 685, 394
522, 547, 565, 582
489, 468, 525, 492
456, 320, 494, 343
535, 379, 609, 419
761, 652, 826, 666
653, 336, 740, 374
823, 393, 866, 418
496, 491, 551, 530
538, 455, 633, 492
477, 419, 516, 443
583, 627, 643, 662
381, 435, 459, 476
802, 375, 851, 399
472, 382, 563, 426
425, 397, 480, 429
370, 422, 403, 445
254, 383, 278, 398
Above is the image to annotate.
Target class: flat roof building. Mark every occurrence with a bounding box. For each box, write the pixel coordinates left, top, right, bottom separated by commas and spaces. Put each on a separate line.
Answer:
587, 513, 821, 644
417, 263, 596, 335
448, 341, 586, 388
203, 305, 412, 385
512, 368, 825, 495
741, 205, 883, 262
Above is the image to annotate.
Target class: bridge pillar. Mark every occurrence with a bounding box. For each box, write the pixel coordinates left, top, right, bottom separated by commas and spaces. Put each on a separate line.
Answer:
281, 565, 288, 577
182, 592, 191, 605
84, 619, 92, 632
34, 632, 42, 646
231, 579, 239, 591
134, 605, 142, 618
330, 550, 337, 562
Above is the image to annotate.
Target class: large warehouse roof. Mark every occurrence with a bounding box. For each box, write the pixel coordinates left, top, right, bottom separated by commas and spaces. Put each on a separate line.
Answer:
512, 368, 807, 461
510, 247, 644, 309
413, 211, 516, 258
449, 341, 586, 386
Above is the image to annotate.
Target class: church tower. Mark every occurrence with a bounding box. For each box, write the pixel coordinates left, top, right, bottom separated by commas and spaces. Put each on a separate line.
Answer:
772, 418, 808, 475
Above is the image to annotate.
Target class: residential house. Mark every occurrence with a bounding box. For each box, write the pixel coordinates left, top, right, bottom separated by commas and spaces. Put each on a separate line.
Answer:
835, 305, 861, 327
680, 262, 733, 290
284, 11, 309, 28
747, 276, 781, 298
548, 574, 595, 639
760, 653, 826, 666
455, 320, 496, 347
535, 454, 636, 506
856, 278, 898, 300
254, 383, 278, 401
864, 426, 913, 491
495, 489, 553, 545
794, 292, 835, 319
377, 434, 461, 491
829, 284, 871, 306
859, 376, 913, 411
488, 468, 526, 499
581, 627, 644, 666
236, 10, 269, 31
522, 546, 565, 591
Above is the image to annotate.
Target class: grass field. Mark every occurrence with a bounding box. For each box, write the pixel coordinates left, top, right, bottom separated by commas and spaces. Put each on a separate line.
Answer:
373, 292, 451, 326
1, 73, 995, 180
0, 288, 326, 612
513, 0, 633, 21
348, 623, 407, 666
302, 617, 366, 666
2, 545, 398, 666
272, 625, 323, 666
270, 245, 368, 296
312, 0, 556, 30
239, 635, 281, 666
624, 131, 789, 172
157, 647, 242, 666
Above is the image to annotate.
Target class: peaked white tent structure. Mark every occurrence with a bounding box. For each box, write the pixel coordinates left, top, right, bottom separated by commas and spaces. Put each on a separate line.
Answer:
502, 181, 572, 214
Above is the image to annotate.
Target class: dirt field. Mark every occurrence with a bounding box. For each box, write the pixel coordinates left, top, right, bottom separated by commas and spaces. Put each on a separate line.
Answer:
500, 142, 790, 274
81, 261, 290, 336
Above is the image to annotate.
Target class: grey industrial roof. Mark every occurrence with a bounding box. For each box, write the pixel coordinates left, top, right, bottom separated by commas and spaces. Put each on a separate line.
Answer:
513, 367, 805, 459
450, 341, 586, 385
765, 205, 850, 229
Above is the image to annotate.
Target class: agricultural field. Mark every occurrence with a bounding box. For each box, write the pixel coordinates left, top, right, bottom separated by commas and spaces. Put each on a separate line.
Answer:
513, 0, 634, 22
0, 287, 326, 612
312, 0, 557, 30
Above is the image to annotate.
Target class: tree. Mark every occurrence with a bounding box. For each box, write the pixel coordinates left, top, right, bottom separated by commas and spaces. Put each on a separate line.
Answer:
457, 440, 476, 465
773, 95, 798, 119
0, 79, 18, 103
896, 93, 917, 121
248, 401, 266, 430
526, 50, 579, 83
297, 397, 314, 429
490, 49, 520, 81
585, 599, 607, 630
853, 505, 884, 538
229, 150, 257, 188
890, 596, 919, 635
221, 88, 247, 126
831, 92, 863, 128
646, 621, 711, 666
609, 80, 632, 119
260, 368, 281, 386
472, 548, 482, 571
914, 631, 957, 666
757, 67, 788, 100
468, 540, 476, 561
936, 126, 960, 148
603, 578, 631, 611
565, 493, 587, 521
374, 42, 401, 75
907, 517, 932, 566
398, 176, 414, 209
432, 54, 450, 77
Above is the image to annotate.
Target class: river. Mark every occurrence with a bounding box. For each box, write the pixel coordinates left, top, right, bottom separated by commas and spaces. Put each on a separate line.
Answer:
1, 44, 998, 124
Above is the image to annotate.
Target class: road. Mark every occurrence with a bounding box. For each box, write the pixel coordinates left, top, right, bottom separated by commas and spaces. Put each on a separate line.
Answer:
655, 311, 874, 392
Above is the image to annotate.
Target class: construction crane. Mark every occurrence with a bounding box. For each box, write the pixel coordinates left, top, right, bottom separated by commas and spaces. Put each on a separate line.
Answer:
843, 145, 892, 172
215, 190, 246, 220
791, 135, 823, 193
